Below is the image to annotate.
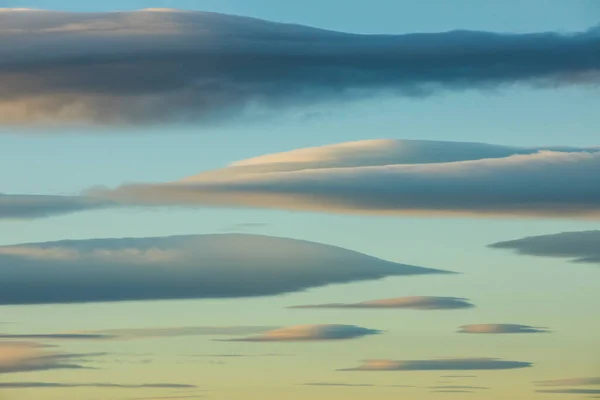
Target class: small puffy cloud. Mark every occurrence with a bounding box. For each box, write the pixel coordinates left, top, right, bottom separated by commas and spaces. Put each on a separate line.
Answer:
458, 324, 551, 334
535, 377, 600, 387
0, 342, 101, 374
289, 296, 474, 310
0, 194, 110, 220
0, 233, 449, 305
1, 10, 599, 126
341, 358, 532, 371
96, 139, 600, 219
224, 324, 382, 342
536, 389, 600, 395
0, 382, 196, 389
489, 230, 600, 264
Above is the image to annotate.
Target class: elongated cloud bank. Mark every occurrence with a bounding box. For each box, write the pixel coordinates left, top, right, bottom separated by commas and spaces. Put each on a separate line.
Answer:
0, 382, 196, 389
289, 296, 474, 310
0, 194, 110, 220
224, 325, 382, 342
1, 9, 599, 125
535, 377, 600, 387
96, 139, 600, 219
489, 230, 600, 264
341, 358, 532, 371
458, 324, 551, 334
0, 342, 101, 374
0, 234, 448, 305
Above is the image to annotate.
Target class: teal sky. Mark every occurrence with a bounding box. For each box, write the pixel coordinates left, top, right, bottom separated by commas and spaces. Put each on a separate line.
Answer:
0, 1, 599, 400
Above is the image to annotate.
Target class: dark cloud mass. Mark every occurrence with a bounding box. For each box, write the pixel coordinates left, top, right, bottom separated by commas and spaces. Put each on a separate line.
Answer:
290, 296, 474, 310
0, 194, 110, 220
489, 230, 600, 264
0, 234, 449, 305
1, 9, 599, 125
341, 358, 532, 371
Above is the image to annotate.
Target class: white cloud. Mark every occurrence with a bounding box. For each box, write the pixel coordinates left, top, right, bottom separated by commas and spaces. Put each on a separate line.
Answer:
0, 234, 449, 305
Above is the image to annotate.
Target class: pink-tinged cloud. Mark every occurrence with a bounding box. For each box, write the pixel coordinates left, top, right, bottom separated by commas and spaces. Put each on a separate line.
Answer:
341, 358, 532, 371
224, 325, 382, 342
458, 324, 551, 334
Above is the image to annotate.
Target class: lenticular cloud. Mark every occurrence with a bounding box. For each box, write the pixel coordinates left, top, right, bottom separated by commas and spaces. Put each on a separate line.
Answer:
1, 9, 599, 125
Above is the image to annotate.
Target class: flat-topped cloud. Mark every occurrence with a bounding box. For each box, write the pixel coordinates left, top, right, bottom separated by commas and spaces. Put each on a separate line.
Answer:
0, 234, 448, 305
96, 139, 600, 219
341, 358, 532, 371
289, 296, 474, 310
0, 194, 110, 220
223, 324, 382, 342
489, 230, 600, 264
458, 324, 551, 334
1, 9, 599, 126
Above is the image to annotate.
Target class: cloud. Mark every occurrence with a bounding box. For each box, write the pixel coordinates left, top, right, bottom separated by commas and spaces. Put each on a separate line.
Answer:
535, 377, 600, 387
536, 389, 600, 395
95, 139, 600, 219
489, 230, 600, 264
219, 223, 269, 232
0, 342, 102, 374
431, 390, 475, 393
429, 386, 489, 390
289, 296, 474, 310
223, 324, 382, 342
303, 382, 373, 387
0, 234, 448, 305
1, 9, 599, 126
0, 326, 275, 341
458, 324, 551, 334
0, 194, 110, 220
341, 358, 532, 371
0, 382, 196, 389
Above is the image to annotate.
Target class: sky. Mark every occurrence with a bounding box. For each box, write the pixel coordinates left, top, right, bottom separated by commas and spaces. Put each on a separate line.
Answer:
0, 1, 599, 400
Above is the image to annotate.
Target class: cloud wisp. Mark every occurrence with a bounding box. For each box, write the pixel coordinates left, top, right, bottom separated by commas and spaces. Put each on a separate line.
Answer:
0, 194, 111, 220
95, 139, 600, 219
535, 377, 600, 387
303, 382, 374, 387
0, 342, 103, 374
289, 296, 474, 310
0, 233, 449, 306
489, 230, 600, 264
1, 9, 599, 126
458, 324, 551, 334
0, 382, 196, 389
341, 358, 532, 371
222, 325, 382, 342
536, 389, 600, 395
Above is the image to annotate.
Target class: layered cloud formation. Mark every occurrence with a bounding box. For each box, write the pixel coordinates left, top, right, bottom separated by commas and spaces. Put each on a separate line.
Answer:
96, 139, 600, 219
289, 296, 474, 310
225, 325, 382, 342
489, 230, 600, 264
0, 234, 447, 305
458, 324, 551, 334
341, 358, 532, 371
1, 9, 599, 125
0, 194, 110, 220
535, 377, 600, 387
0, 342, 100, 374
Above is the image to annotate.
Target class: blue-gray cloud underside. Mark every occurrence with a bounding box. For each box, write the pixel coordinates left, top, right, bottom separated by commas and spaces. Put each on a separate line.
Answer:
0, 234, 449, 305
289, 296, 474, 310
489, 230, 600, 264
341, 358, 532, 371
98, 139, 600, 218
458, 324, 551, 334
1, 9, 599, 125
0, 194, 110, 220
535, 377, 600, 387
223, 324, 381, 342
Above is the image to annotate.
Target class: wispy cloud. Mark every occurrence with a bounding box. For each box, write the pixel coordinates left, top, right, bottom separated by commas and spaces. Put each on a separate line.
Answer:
341, 358, 532, 371
535, 377, 600, 387
536, 389, 600, 394
223, 325, 382, 342
303, 382, 374, 387
96, 139, 600, 219
489, 230, 600, 264
289, 296, 474, 310
1, 10, 599, 125
0, 382, 196, 389
458, 324, 551, 334
0, 194, 110, 220
0, 342, 103, 374
0, 234, 449, 305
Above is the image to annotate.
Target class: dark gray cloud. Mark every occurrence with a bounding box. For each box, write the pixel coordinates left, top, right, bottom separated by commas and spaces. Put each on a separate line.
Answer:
0, 194, 110, 220
0, 233, 449, 305
458, 324, 551, 334
97, 139, 600, 219
537, 389, 600, 394
341, 358, 532, 371
0, 382, 196, 389
535, 377, 600, 387
289, 296, 474, 310
1, 9, 599, 125
303, 382, 374, 387
489, 230, 600, 264
224, 324, 382, 342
